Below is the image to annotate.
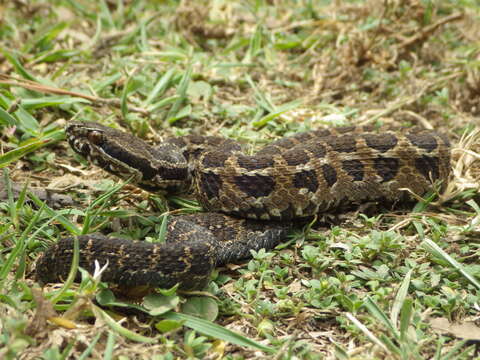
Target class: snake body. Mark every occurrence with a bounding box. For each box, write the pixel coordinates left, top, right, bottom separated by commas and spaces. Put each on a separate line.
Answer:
36, 122, 451, 289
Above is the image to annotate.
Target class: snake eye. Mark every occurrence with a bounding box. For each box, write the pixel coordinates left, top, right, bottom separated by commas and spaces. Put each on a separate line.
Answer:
88, 131, 103, 145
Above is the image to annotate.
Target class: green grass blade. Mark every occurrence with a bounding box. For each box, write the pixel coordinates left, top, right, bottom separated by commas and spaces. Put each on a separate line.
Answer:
50, 236, 79, 304
99, 0, 115, 29
244, 25, 263, 62
0, 196, 55, 287
143, 68, 176, 106
12, 106, 40, 135
166, 63, 192, 124
25, 22, 68, 53
422, 238, 480, 290
1, 48, 39, 81
93, 73, 121, 93
3, 169, 17, 227
0, 203, 45, 282
440, 340, 471, 360
399, 299, 413, 342
103, 331, 116, 360
163, 312, 274, 353
147, 95, 180, 113
92, 305, 159, 343
252, 99, 302, 127
156, 214, 169, 243
246, 75, 275, 113
363, 297, 399, 338
77, 332, 102, 360
0, 107, 18, 126
121, 73, 133, 118
390, 269, 412, 326
0, 139, 50, 168
20, 96, 90, 110
32, 49, 80, 64
27, 192, 80, 235
82, 179, 131, 234
378, 334, 402, 356
345, 312, 388, 352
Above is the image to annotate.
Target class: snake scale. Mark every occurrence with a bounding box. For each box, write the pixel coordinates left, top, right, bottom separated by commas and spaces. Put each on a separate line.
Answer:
36, 122, 451, 290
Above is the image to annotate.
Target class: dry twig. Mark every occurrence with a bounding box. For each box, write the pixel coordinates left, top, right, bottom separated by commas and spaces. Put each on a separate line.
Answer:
0, 74, 150, 116
397, 12, 464, 49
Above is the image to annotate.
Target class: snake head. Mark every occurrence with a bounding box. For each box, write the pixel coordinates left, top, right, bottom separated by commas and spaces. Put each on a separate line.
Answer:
65, 122, 190, 193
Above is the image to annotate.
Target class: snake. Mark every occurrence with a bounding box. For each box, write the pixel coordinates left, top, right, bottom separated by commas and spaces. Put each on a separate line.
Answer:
35, 122, 451, 290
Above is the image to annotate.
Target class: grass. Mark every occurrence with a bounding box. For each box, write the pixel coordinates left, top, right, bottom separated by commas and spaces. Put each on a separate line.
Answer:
0, 0, 479, 358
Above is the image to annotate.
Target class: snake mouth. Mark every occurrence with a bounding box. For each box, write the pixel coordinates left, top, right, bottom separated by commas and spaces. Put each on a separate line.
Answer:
65, 123, 145, 181
66, 123, 102, 156
67, 134, 94, 161
65, 122, 190, 192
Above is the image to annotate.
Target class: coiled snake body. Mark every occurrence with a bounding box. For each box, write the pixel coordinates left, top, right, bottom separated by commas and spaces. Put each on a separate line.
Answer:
36, 122, 451, 289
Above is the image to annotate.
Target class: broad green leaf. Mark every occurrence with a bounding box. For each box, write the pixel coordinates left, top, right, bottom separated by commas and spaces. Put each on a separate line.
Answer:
143, 293, 180, 316
155, 319, 184, 333
181, 297, 218, 321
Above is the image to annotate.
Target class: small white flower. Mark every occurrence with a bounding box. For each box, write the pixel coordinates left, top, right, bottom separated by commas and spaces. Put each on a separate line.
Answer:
93, 259, 109, 281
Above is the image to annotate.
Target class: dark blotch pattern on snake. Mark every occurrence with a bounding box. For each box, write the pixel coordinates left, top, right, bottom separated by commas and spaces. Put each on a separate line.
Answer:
35, 122, 451, 289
